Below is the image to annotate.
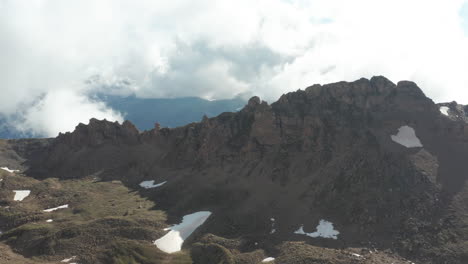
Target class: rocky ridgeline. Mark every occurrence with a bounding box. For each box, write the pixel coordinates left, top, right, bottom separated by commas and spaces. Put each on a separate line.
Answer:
3, 76, 468, 264
28, 76, 465, 174
57, 118, 140, 147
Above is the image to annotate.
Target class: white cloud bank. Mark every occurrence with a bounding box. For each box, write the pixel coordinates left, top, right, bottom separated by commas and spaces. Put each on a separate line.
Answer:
1, 0, 468, 136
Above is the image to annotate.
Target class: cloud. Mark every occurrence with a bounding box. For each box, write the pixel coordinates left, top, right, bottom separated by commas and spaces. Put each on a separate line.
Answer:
1, 0, 468, 136
461, 2, 468, 34
15, 90, 123, 137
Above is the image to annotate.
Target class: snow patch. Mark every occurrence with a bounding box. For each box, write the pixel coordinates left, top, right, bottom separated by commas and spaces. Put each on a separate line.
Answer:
390, 126, 423, 148
270, 217, 276, 234
294, 219, 340, 239
139, 180, 167, 189
13, 190, 30, 201
46, 219, 53, 223
1, 167, 19, 173
61, 256, 76, 262
440, 106, 450, 116
262, 257, 275, 262
44, 204, 69, 212
154, 211, 212, 253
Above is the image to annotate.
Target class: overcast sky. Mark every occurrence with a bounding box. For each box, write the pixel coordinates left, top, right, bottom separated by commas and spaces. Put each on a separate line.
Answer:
2, 0, 468, 137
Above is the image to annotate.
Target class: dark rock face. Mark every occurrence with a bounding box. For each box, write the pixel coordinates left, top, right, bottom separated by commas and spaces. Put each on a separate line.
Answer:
56, 118, 140, 147
7, 76, 468, 263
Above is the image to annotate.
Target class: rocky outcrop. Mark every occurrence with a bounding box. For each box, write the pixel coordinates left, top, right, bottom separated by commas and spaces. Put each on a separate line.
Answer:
437, 101, 468, 123
56, 118, 140, 147
25, 119, 144, 179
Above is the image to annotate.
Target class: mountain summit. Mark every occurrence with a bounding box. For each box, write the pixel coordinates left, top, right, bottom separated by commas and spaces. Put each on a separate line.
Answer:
1, 76, 467, 264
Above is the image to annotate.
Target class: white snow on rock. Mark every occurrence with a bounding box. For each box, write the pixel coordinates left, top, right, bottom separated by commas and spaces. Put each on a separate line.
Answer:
13, 190, 31, 201
139, 180, 167, 189
44, 204, 69, 212
270, 218, 276, 234
390, 126, 423, 148
46, 219, 53, 223
61, 256, 76, 262
262, 257, 275, 262
154, 211, 212, 253
294, 219, 340, 239
1, 167, 19, 173
440, 106, 450, 116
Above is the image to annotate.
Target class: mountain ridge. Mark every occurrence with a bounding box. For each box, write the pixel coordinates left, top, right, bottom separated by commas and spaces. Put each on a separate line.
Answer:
1, 76, 468, 264
0, 96, 247, 139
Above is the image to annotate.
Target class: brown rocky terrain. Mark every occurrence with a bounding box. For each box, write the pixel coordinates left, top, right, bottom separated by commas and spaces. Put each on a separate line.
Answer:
1, 76, 467, 263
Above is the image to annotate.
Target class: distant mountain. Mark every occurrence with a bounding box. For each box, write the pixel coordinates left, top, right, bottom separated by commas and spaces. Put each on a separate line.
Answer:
0, 96, 247, 139
0, 117, 30, 139
95, 95, 247, 130
0, 125, 16, 139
